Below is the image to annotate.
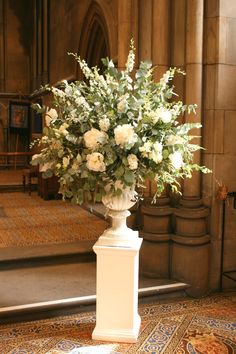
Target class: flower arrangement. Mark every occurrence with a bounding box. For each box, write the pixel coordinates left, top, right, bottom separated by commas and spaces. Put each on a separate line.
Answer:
31, 41, 210, 204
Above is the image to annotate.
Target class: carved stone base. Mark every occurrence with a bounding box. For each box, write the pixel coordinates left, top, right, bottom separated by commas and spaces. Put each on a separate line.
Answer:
139, 232, 171, 278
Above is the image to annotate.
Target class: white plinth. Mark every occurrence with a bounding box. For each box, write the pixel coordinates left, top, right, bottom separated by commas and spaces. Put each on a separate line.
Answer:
92, 236, 143, 343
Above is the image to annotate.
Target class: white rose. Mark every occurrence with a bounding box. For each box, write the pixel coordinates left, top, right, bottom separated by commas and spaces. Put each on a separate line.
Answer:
99, 117, 110, 132
45, 108, 58, 126
156, 108, 172, 123
160, 109, 172, 123
84, 128, 108, 150
114, 124, 138, 148
86, 152, 106, 172
127, 154, 138, 170
169, 151, 183, 169
153, 141, 163, 153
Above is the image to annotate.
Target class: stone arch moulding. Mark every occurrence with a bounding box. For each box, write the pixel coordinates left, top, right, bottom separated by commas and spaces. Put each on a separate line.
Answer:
77, 1, 116, 78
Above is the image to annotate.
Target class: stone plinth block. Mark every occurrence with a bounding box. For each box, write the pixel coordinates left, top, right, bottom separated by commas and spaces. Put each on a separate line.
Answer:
171, 234, 211, 297
174, 206, 209, 236
141, 205, 173, 234
139, 232, 171, 278
92, 238, 143, 343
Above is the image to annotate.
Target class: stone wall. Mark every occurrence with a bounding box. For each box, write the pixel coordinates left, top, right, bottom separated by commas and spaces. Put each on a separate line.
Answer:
203, 0, 236, 290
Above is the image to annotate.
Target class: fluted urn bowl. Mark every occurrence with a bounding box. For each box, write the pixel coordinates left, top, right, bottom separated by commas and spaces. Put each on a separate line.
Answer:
98, 185, 139, 246
102, 185, 137, 211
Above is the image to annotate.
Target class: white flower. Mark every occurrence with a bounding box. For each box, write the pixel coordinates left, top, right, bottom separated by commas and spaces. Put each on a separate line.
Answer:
59, 123, 69, 136
75, 96, 86, 105
84, 128, 108, 150
99, 117, 110, 132
86, 152, 106, 172
62, 157, 70, 168
127, 154, 138, 170
157, 108, 172, 123
32, 153, 41, 161
117, 99, 128, 113
45, 108, 58, 126
140, 141, 163, 164
39, 162, 54, 172
114, 124, 138, 148
51, 139, 62, 150
151, 142, 163, 164
72, 159, 80, 171
149, 111, 160, 124
169, 151, 183, 169
139, 141, 152, 157
166, 135, 184, 145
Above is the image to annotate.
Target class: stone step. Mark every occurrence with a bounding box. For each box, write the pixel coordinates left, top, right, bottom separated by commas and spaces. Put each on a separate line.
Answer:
0, 278, 189, 323
0, 240, 96, 267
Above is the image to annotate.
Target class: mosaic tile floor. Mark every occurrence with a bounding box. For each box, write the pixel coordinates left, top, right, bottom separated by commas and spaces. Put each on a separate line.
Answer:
0, 292, 235, 353
0, 192, 107, 247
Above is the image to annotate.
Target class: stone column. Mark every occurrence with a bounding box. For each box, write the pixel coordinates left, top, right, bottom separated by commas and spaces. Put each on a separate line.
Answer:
152, 0, 170, 80
0, 0, 5, 91
182, 0, 203, 204
139, 0, 172, 279
118, 0, 139, 70
42, 0, 49, 84
172, 0, 210, 297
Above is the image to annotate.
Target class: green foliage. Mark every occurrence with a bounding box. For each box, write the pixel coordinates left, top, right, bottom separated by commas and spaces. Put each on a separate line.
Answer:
31, 42, 211, 204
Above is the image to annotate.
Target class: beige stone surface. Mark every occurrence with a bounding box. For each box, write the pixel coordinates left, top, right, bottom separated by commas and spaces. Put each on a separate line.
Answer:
186, 0, 204, 64
171, 0, 186, 66
219, 0, 236, 17
204, 17, 218, 64
213, 155, 236, 190
203, 64, 217, 109
216, 64, 236, 110
203, 109, 224, 154
139, 0, 152, 61
205, 0, 219, 18
152, 0, 170, 65
226, 18, 236, 64
224, 111, 236, 154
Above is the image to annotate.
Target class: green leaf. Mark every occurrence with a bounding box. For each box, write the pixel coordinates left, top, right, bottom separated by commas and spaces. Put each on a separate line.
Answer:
114, 165, 125, 178
124, 170, 135, 184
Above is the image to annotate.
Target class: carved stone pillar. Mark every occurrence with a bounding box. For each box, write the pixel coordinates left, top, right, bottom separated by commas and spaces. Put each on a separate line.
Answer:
172, 0, 210, 297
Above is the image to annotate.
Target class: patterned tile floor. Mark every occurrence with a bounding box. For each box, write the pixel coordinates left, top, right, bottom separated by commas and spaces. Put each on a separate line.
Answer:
0, 292, 235, 353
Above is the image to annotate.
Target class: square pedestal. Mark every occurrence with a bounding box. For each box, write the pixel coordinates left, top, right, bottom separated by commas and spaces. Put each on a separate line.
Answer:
92, 238, 143, 343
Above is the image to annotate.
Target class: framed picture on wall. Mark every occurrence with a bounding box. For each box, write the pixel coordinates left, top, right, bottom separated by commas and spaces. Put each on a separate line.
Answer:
9, 101, 30, 130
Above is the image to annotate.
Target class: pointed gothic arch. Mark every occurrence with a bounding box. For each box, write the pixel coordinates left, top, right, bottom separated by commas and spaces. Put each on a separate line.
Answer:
77, 2, 110, 78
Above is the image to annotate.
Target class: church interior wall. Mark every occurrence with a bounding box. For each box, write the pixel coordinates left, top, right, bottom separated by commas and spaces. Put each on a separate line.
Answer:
0, 0, 235, 295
